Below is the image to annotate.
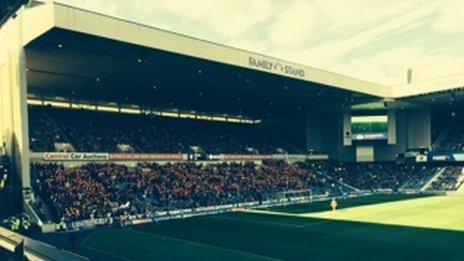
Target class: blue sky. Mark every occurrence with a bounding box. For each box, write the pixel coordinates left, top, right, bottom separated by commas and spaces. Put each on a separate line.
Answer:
57, 0, 464, 85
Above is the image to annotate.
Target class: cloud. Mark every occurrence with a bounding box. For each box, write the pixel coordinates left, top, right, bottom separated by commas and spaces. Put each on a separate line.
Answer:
54, 0, 464, 86
433, 0, 464, 34
57, 0, 121, 17
323, 46, 464, 86
267, 1, 317, 47
130, 0, 278, 39
299, 2, 437, 63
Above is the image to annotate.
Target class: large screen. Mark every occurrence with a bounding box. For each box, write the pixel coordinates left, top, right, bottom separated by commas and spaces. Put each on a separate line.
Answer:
351, 115, 388, 140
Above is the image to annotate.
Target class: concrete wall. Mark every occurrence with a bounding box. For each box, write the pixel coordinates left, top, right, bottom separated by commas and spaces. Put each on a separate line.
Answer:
387, 110, 397, 145
342, 110, 352, 146
325, 112, 355, 161
305, 110, 325, 151
0, 9, 31, 190
405, 108, 431, 149
372, 110, 407, 161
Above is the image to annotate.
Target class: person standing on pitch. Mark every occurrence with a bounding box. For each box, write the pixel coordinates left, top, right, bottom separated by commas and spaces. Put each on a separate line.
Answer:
331, 198, 338, 211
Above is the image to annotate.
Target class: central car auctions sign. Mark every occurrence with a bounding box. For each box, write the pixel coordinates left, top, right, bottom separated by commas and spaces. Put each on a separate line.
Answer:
42, 153, 186, 162
43, 153, 109, 161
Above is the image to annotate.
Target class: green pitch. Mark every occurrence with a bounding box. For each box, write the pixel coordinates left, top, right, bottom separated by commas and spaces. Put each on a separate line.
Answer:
80, 195, 464, 260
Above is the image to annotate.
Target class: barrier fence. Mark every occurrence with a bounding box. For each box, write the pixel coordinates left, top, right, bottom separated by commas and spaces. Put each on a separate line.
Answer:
39, 189, 438, 233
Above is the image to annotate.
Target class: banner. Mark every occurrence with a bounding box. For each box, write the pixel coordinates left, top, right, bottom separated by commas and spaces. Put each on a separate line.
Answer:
452, 153, 464, 162
109, 154, 186, 161
220, 154, 274, 161
431, 155, 449, 161
429, 153, 464, 162
208, 154, 329, 161
290, 154, 329, 160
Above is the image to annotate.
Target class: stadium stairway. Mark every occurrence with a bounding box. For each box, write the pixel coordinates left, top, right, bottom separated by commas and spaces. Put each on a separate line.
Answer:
421, 168, 446, 191
456, 168, 464, 191
399, 167, 438, 190
457, 183, 464, 191
399, 180, 415, 190
399, 179, 415, 190
317, 172, 359, 192
326, 174, 359, 192
29, 195, 54, 225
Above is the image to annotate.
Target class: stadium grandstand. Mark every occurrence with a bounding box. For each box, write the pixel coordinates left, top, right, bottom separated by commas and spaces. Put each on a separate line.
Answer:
2, 1, 464, 260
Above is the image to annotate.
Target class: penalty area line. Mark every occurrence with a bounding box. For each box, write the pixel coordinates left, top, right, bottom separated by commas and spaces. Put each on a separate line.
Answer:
234, 208, 327, 228
234, 208, 301, 217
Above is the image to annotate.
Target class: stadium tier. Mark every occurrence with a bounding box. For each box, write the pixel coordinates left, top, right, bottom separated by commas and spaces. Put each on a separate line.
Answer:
429, 166, 464, 191
432, 114, 464, 153
28, 159, 464, 227
0, 157, 9, 193
29, 106, 294, 154
301, 162, 435, 191
31, 160, 341, 224
0, 157, 12, 219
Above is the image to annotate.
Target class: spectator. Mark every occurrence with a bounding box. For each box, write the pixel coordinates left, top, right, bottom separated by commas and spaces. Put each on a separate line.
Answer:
31, 160, 330, 223
29, 106, 292, 154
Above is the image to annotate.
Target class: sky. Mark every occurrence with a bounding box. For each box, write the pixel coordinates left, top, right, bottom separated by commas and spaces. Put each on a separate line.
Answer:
56, 0, 464, 86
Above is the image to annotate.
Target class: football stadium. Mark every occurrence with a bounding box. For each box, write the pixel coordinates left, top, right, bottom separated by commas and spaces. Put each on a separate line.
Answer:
2, 1, 464, 260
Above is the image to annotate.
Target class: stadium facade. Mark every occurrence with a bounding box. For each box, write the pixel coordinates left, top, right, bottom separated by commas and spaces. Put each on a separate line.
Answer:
1, 1, 463, 194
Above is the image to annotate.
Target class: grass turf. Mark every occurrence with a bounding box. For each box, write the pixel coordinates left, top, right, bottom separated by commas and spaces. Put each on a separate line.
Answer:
80, 195, 464, 260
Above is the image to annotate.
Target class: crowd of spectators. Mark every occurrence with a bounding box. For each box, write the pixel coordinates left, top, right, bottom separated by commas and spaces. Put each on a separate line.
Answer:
29, 107, 68, 152
296, 161, 356, 194
429, 166, 464, 191
0, 157, 13, 221
0, 157, 9, 192
400, 165, 440, 190
29, 106, 291, 154
433, 114, 464, 152
31, 160, 332, 223
31, 158, 464, 225
321, 163, 434, 191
